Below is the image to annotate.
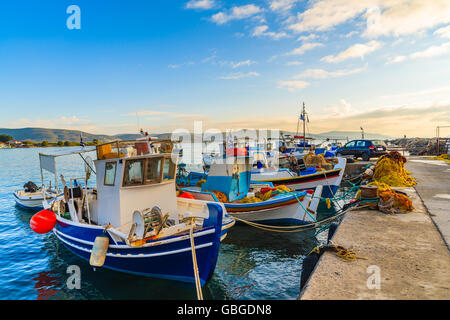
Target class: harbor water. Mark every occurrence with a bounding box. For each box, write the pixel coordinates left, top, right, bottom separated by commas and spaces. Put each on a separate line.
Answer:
0, 147, 338, 300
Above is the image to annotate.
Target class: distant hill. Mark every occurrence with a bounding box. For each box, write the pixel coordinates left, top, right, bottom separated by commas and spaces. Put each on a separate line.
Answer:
0, 127, 394, 143
0, 128, 117, 143
314, 131, 393, 140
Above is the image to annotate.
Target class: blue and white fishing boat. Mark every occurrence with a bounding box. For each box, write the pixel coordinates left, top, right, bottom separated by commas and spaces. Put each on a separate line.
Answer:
31, 140, 234, 286
180, 150, 323, 225
251, 156, 346, 198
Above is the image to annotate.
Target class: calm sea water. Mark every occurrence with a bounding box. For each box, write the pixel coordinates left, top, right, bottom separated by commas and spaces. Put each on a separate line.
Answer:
0, 147, 338, 300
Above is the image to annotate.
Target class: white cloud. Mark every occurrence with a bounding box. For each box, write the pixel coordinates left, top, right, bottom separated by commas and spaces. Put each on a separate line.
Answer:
344, 31, 358, 38
230, 60, 256, 69
251, 25, 288, 40
410, 43, 450, 59
387, 42, 450, 64
287, 42, 324, 55
285, 61, 303, 66
211, 4, 263, 25
385, 55, 406, 64
277, 80, 310, 91
168, 61, 195, 68
185, 0, 215, 10
218, 71, 261, 80
324, 99, 354, 117
297, 34, 317, 41
288, 0, 370, 33
269, 0, 301, 12
434, 25, 450, 38
321, 40, 382, 63
363, 1, 450, 38
294, 64, 368, 79
287, 0, 450, 38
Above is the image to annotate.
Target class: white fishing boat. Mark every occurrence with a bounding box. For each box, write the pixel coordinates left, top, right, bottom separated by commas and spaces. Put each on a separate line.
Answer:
30, 139, 234, 286
14, 182, 60, 211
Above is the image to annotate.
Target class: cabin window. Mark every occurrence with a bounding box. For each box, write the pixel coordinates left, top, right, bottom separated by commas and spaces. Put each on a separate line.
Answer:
104, 162, 117, 186
145, 158, 162, 184
123, 159, 144, 186
162, 158, 176, 181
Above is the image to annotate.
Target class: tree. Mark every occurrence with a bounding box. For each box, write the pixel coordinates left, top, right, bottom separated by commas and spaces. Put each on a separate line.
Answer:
0, 134, 12, 143
64, 141, 71, 146
22, 140, 32, 145
41, 140, 49, 147
92, 139, 99, 145
57, 141, 64, 146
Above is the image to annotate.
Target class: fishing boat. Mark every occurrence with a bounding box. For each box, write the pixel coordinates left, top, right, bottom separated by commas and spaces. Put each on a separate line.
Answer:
30, 140, 234, 286
14, 182, 60, 211
251, 156, 346, 198
180, 149, 323, 225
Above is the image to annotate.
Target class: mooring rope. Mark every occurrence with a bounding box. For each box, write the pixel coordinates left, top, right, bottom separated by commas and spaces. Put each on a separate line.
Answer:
189, 222, 203, 300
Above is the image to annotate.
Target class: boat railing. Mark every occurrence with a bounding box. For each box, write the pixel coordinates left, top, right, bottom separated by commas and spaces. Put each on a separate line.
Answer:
95, 139, 176, 160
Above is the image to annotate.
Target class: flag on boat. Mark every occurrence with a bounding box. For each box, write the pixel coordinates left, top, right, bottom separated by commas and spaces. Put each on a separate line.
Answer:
80, 133, 85, 147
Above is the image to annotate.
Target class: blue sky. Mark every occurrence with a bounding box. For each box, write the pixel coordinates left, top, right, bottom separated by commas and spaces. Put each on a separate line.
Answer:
0, 0, 449, 137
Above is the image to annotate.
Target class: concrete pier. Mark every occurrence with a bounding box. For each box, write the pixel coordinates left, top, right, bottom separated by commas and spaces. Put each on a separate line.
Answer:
406, 156, 450, 248
299, 160, 450, 299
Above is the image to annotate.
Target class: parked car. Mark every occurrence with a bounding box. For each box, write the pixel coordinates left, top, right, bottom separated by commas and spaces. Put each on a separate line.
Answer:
336, 139, 387, 161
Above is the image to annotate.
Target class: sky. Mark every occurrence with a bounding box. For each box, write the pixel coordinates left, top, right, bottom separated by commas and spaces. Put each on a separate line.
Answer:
0, 0, 450, 138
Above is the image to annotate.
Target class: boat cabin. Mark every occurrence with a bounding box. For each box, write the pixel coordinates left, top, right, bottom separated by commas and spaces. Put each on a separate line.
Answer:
93, 141, 177, 228
40, 140, 184, 235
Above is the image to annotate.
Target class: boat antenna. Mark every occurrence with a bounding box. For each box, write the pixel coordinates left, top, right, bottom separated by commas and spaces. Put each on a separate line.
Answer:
302, 102, 306, 152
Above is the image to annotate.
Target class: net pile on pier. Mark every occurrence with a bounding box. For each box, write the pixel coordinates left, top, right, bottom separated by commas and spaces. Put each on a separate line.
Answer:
368, 181, 414, 213
372, 151, 416, 187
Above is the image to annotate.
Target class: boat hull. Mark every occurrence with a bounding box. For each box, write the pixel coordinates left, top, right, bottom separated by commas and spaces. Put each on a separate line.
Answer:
225, 186, 322, 225
252, 157, 346, 198
13, 191, 44, 210
54, 202, 225, 285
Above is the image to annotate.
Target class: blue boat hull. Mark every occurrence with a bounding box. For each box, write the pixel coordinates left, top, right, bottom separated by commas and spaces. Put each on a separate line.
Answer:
54, 203, 225, 285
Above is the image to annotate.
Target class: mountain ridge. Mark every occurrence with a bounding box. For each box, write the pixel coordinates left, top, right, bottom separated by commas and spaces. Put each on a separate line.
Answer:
0, 127, 394, 142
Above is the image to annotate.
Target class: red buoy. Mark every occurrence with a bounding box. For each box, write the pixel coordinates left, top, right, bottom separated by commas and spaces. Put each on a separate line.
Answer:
30, 210, 56, 234
178, 192, 195, 199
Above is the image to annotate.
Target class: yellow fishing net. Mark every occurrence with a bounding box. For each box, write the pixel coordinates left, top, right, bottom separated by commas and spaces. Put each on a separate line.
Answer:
372, 152, 416, 187
239, 197, 263, 203
196, 179, 206, 187
238, 185, 295, 203
424, 154, 450, 163
304, 153, 333, 170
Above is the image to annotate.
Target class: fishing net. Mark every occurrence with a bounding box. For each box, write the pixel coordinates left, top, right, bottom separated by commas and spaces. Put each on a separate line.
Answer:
355, 180, 414, 213
303, 153, 333, 170
372, 151, 416, 187
424, 154, 450, 163
238, 185, 298, 203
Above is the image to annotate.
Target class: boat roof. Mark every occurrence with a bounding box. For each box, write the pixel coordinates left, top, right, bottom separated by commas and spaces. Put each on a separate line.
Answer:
39, 146, 96, 158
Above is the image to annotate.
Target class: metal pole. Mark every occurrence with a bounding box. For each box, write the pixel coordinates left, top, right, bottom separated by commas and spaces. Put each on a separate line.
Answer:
303, 102, 306, 153
437, 126, 440, 155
